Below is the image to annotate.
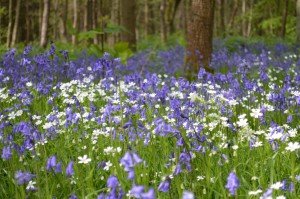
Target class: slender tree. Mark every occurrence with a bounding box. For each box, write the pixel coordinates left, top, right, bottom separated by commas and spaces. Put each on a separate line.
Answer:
40, 0, 50, 48
6, 0, 13, 48
11, 0, 21, 46
219, 0, 225, 37
242, 0, 246, 37
160, 0, 167, 43
186, 0, 214, 78
72, 0, 78, 44
120, 0, 136, 50
297, 0, 300, 44
280, 0, 288, 38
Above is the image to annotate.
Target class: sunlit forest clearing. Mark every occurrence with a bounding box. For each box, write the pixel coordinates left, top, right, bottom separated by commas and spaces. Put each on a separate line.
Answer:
1, 0, 300, 198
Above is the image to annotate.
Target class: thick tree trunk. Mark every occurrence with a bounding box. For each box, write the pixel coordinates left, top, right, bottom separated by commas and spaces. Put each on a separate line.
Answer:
6, 0, 13, 48
280, 0, 288, 38
160, 0, 167, 43
72, 0, 78, 44
40, 0, 50, 48
120, 0, 136, 51
186, 0, 214, 77
297, 0, 300, 44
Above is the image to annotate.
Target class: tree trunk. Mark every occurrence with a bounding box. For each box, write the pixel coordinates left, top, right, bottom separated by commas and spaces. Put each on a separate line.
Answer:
219, 0, 225, 37
6, 0, 13, 48
59, 0, 68, 42
84, 0, 88, 32
25, 0, 31, 43
11, 0, 21, 46
280, 0, 288, 38
120, 0, 137, 51
160, 0, 167, 43
168, 0, 181, 34
228, 0, 238, 35
144, 0, 149, 36
247, 0, 253, 37
108, 0, 120, 47
297, 0, 300, 44
242, 0, 246, 37
53, 0, 59, 40
92, 0, 98, 44
72, 0, 78, 44
40, 0, 50, 48
186, 0, 214, 77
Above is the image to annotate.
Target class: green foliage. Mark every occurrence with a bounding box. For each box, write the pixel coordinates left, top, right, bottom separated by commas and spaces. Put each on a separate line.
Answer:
107, 42, 134, 64
137, 31, 186, 51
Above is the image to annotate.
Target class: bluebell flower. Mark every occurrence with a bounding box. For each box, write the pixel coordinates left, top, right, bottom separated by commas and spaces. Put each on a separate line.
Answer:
69, 194, 78, 199
131, 185, 145, 198
97, 193, 105, 199
182, 191, 194, 199
66, 160, 74, 178
15, 170, 35, 185
107, 176, 119, 189
262, 188, 272, 198
225, 171, 240, 195
289, 182, 294, 192
2, 145, 12, 160
46, 155, 57, 171
55, 162, 62, 173
120, 151, 143, 170
141, 188, 156, 199
158, 177, 171, 192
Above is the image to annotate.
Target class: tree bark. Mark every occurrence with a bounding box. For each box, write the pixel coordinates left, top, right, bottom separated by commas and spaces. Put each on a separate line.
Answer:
242, 0, 246, 37
6, 0, 13, 48
120, 0, 137, 51
92, 0, 98, 44
168, 0, 181, 34
25, 0, 31, 43
247, 0, 253, 37
144, 0, 149, 36
59, 0, 68, 42
219, 0, 225, 37
280, 0, 288, 38
297, 0, 300, 44
108, 0, 120, 47
72, 0, 78, 44
160, 0, 167, 43
12, 0, 21, 46
40, 0, 50, 48
186, 0, 214, 77
228, 0, 238, 35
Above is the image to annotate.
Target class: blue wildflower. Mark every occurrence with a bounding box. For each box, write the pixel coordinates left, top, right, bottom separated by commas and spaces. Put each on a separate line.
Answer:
66, 160, 74, 178
225, 171, 240, 195
15, 170, 35, 185
158, 176, 171, 192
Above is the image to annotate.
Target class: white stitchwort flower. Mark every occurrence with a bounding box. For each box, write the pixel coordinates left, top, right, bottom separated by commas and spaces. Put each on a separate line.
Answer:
248, 189, 262, 195
250, 108, 263, 118
270, 181, 283, 190
78, 155, 92, 164
285, 142, 300, 152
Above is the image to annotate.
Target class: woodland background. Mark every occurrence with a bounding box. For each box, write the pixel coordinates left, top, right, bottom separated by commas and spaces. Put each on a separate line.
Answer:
0, 0, 298, 52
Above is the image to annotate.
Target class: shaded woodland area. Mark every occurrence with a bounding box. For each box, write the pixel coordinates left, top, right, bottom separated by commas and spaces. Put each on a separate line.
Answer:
0, 0, 298, 48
